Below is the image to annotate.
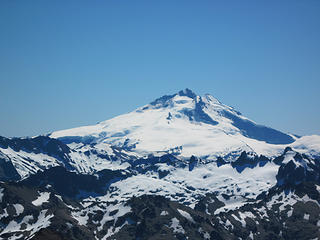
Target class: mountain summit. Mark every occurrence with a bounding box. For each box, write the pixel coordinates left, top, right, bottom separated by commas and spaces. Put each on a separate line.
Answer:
51, 89, 301, 159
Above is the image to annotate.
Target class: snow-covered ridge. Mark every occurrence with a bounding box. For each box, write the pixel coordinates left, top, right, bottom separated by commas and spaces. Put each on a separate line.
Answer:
1, 88, 319, 181
50, 88, 320, 159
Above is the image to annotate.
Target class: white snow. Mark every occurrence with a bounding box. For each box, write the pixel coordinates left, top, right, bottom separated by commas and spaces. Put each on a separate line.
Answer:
267, 192, 298, 211
71, 202, 131, 232
282, 150, 298, 165
6, 233, 24, 240
256, 206, 268, 220
292, 135, 320, 157
50, 90, 319, 161
198, 227, 210, 239
225, 219, 233, 229
0, 147, 60, 178
1, 89, 319, 239
99, 174, 187, 203
249, 232, 254, 240
301, 194, 320, 206
67, 143, 131, 173
32, 192, 50, 206
1, 210, 53, 237
231, 214, 246, 227
160, 210, 169, 216
0, 208, 9, 220
281, 149, 311, 170
1, 89, 319, 179
71, 210, 89, 226
0, 188, 3, 202
25, 210, 53, 236
97, 203, 131, 231
239, 211, 255, 220
102, 220, 130, 240
177, 209, 194, 223
13, 204, 24, 216
55, 194, 63, 202
70, 158, 279, 215
71, 202, 131, 239
169, 217, 185, 234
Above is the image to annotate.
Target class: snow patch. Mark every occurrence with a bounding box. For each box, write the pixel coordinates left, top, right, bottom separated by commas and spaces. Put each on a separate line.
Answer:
13, 204, 24, 216
32, 192, 50, 206
71, 210, 89, 226
0, 188, 4, 202
177, 209, 194, 223
160, 210, 169, 216
1, 210, 53, 237
232, 214, 246, 227
169, 217, 185, 234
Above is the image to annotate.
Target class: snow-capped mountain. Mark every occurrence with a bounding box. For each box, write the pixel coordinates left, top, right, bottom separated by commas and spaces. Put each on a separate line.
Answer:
50, 88, 320, 159
1, 88, 320, 240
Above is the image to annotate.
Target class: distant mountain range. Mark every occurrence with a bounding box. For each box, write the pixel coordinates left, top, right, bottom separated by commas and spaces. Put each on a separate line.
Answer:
1, 89, 320, 239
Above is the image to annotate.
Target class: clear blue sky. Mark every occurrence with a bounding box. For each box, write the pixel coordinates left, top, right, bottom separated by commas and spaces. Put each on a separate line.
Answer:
0, 0, 319, 137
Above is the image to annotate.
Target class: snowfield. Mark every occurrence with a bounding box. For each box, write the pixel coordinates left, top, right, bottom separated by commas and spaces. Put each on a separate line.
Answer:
32, 192, 50, 206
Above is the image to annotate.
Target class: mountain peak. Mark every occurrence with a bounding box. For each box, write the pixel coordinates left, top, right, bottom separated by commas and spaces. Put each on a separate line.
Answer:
149, 88, 199, 108
50, 88, 298, 159
177, 88, 197, 99
203, 93, 220, 102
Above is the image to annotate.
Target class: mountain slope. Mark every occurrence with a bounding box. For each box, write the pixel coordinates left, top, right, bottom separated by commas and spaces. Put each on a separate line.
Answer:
0, 135, 139, 179
50, 89, 319, 159
1, 155, 320, 240
1, 89, 320, 239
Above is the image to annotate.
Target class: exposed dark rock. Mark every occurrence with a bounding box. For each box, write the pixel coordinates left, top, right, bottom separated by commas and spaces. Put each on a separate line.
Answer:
21, 166, 129, 199
0, 154, 21, 181
276, 150, 320, 188
231, 151, 270, 173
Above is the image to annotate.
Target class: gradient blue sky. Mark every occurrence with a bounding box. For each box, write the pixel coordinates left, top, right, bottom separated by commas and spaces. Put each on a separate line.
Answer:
0, 0, 319, 137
